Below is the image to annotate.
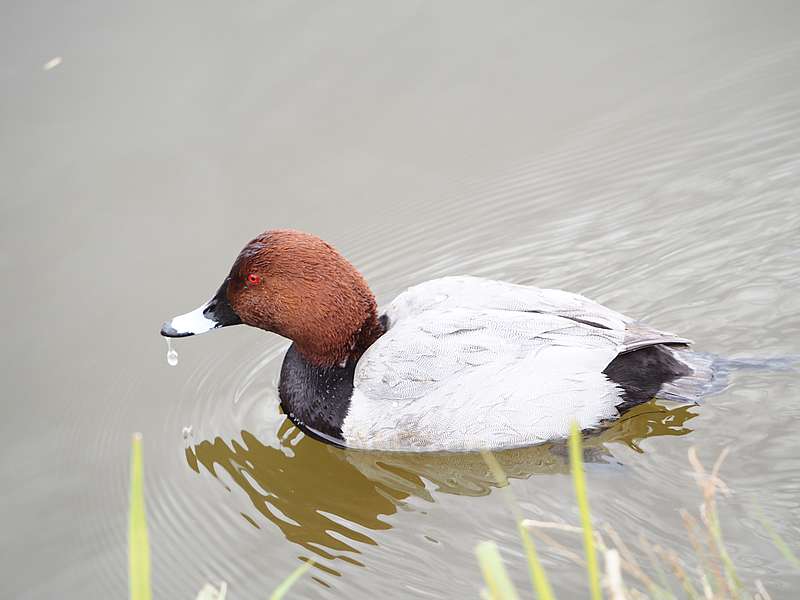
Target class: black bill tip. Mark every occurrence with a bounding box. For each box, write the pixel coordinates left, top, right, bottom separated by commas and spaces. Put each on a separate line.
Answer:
160, 322, 195, 338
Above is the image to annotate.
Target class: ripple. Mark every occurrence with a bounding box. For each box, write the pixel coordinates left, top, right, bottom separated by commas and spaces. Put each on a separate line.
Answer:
146, 41, 800, 597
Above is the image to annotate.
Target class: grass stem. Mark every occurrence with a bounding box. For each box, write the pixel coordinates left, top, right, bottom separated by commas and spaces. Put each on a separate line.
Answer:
569, 422, 602, 600
269, 560, 314, 600
476, 541, 520, 600
482, 451, 555, 600
129, 433, 152, 600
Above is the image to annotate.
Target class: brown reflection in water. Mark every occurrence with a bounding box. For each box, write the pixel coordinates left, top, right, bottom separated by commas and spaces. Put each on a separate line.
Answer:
186, 401, 696, 574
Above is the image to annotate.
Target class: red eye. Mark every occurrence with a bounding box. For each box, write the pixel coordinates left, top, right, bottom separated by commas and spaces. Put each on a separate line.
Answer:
247, 273, 261, 285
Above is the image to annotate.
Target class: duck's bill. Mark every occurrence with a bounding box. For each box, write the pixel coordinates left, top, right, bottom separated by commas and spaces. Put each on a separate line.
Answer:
160, 281, 241, 338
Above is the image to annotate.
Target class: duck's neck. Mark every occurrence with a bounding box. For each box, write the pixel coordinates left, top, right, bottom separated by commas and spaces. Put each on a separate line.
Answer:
346, 310, 385, 363
294, 307, 385, 368
278, 314, 387, 445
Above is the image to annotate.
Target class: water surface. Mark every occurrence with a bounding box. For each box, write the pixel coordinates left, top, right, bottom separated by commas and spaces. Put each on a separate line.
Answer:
2, 1, 799, 598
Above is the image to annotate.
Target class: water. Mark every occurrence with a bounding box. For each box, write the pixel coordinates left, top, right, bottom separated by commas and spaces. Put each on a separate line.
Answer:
2, 2, 799, 598
166, 338, 179, 367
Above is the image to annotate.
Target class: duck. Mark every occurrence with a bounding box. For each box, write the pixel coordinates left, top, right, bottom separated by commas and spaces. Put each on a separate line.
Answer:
161, 229, 713, 452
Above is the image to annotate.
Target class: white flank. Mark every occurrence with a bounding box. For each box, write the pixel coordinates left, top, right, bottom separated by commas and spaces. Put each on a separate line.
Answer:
340, 275, 684, 452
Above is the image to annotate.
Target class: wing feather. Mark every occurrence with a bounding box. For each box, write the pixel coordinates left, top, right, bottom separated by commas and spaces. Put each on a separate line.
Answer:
344, 276, 689, 451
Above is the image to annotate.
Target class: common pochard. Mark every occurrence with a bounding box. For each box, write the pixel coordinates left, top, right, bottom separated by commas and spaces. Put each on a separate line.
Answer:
161, 229, 713, 451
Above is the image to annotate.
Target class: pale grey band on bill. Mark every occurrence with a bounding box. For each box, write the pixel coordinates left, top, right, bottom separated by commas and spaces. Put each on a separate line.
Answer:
163, 302, 217, 337
161, 277, 242, 338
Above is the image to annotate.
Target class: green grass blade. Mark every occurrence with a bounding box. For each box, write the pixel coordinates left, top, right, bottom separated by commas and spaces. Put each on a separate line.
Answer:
569, 422, 602, 600
705, 506, 741, 597
475, 541, 520, 600
129, 433, 152, 600
269, 560, 313, 600
755, 509, 800, 569
517, 523, 557, 600
481, 451, 555, 600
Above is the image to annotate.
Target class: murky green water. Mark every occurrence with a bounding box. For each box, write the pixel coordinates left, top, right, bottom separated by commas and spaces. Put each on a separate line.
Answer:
2, 2, 799, 598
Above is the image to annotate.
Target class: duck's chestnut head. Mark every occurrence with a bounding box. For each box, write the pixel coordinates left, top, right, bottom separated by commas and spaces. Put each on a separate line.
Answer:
161, 229, 383, 366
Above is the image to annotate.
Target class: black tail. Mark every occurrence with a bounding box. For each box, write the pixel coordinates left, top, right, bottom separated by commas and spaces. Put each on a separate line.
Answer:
605, 347, 798, 412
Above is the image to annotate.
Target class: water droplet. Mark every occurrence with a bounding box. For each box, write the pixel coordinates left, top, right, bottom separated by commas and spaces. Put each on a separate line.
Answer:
165, 338, 178, 367
43, 56, 62, 71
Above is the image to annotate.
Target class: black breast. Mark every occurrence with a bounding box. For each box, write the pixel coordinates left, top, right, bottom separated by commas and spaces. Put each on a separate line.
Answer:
278, 344, 355, 446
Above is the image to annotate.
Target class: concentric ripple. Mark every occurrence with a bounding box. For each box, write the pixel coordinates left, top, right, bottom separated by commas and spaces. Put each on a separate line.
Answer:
146, 42, 800, 599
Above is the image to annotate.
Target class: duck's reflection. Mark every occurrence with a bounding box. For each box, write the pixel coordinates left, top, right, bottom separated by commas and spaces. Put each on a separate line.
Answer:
186, 401, 696, 574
